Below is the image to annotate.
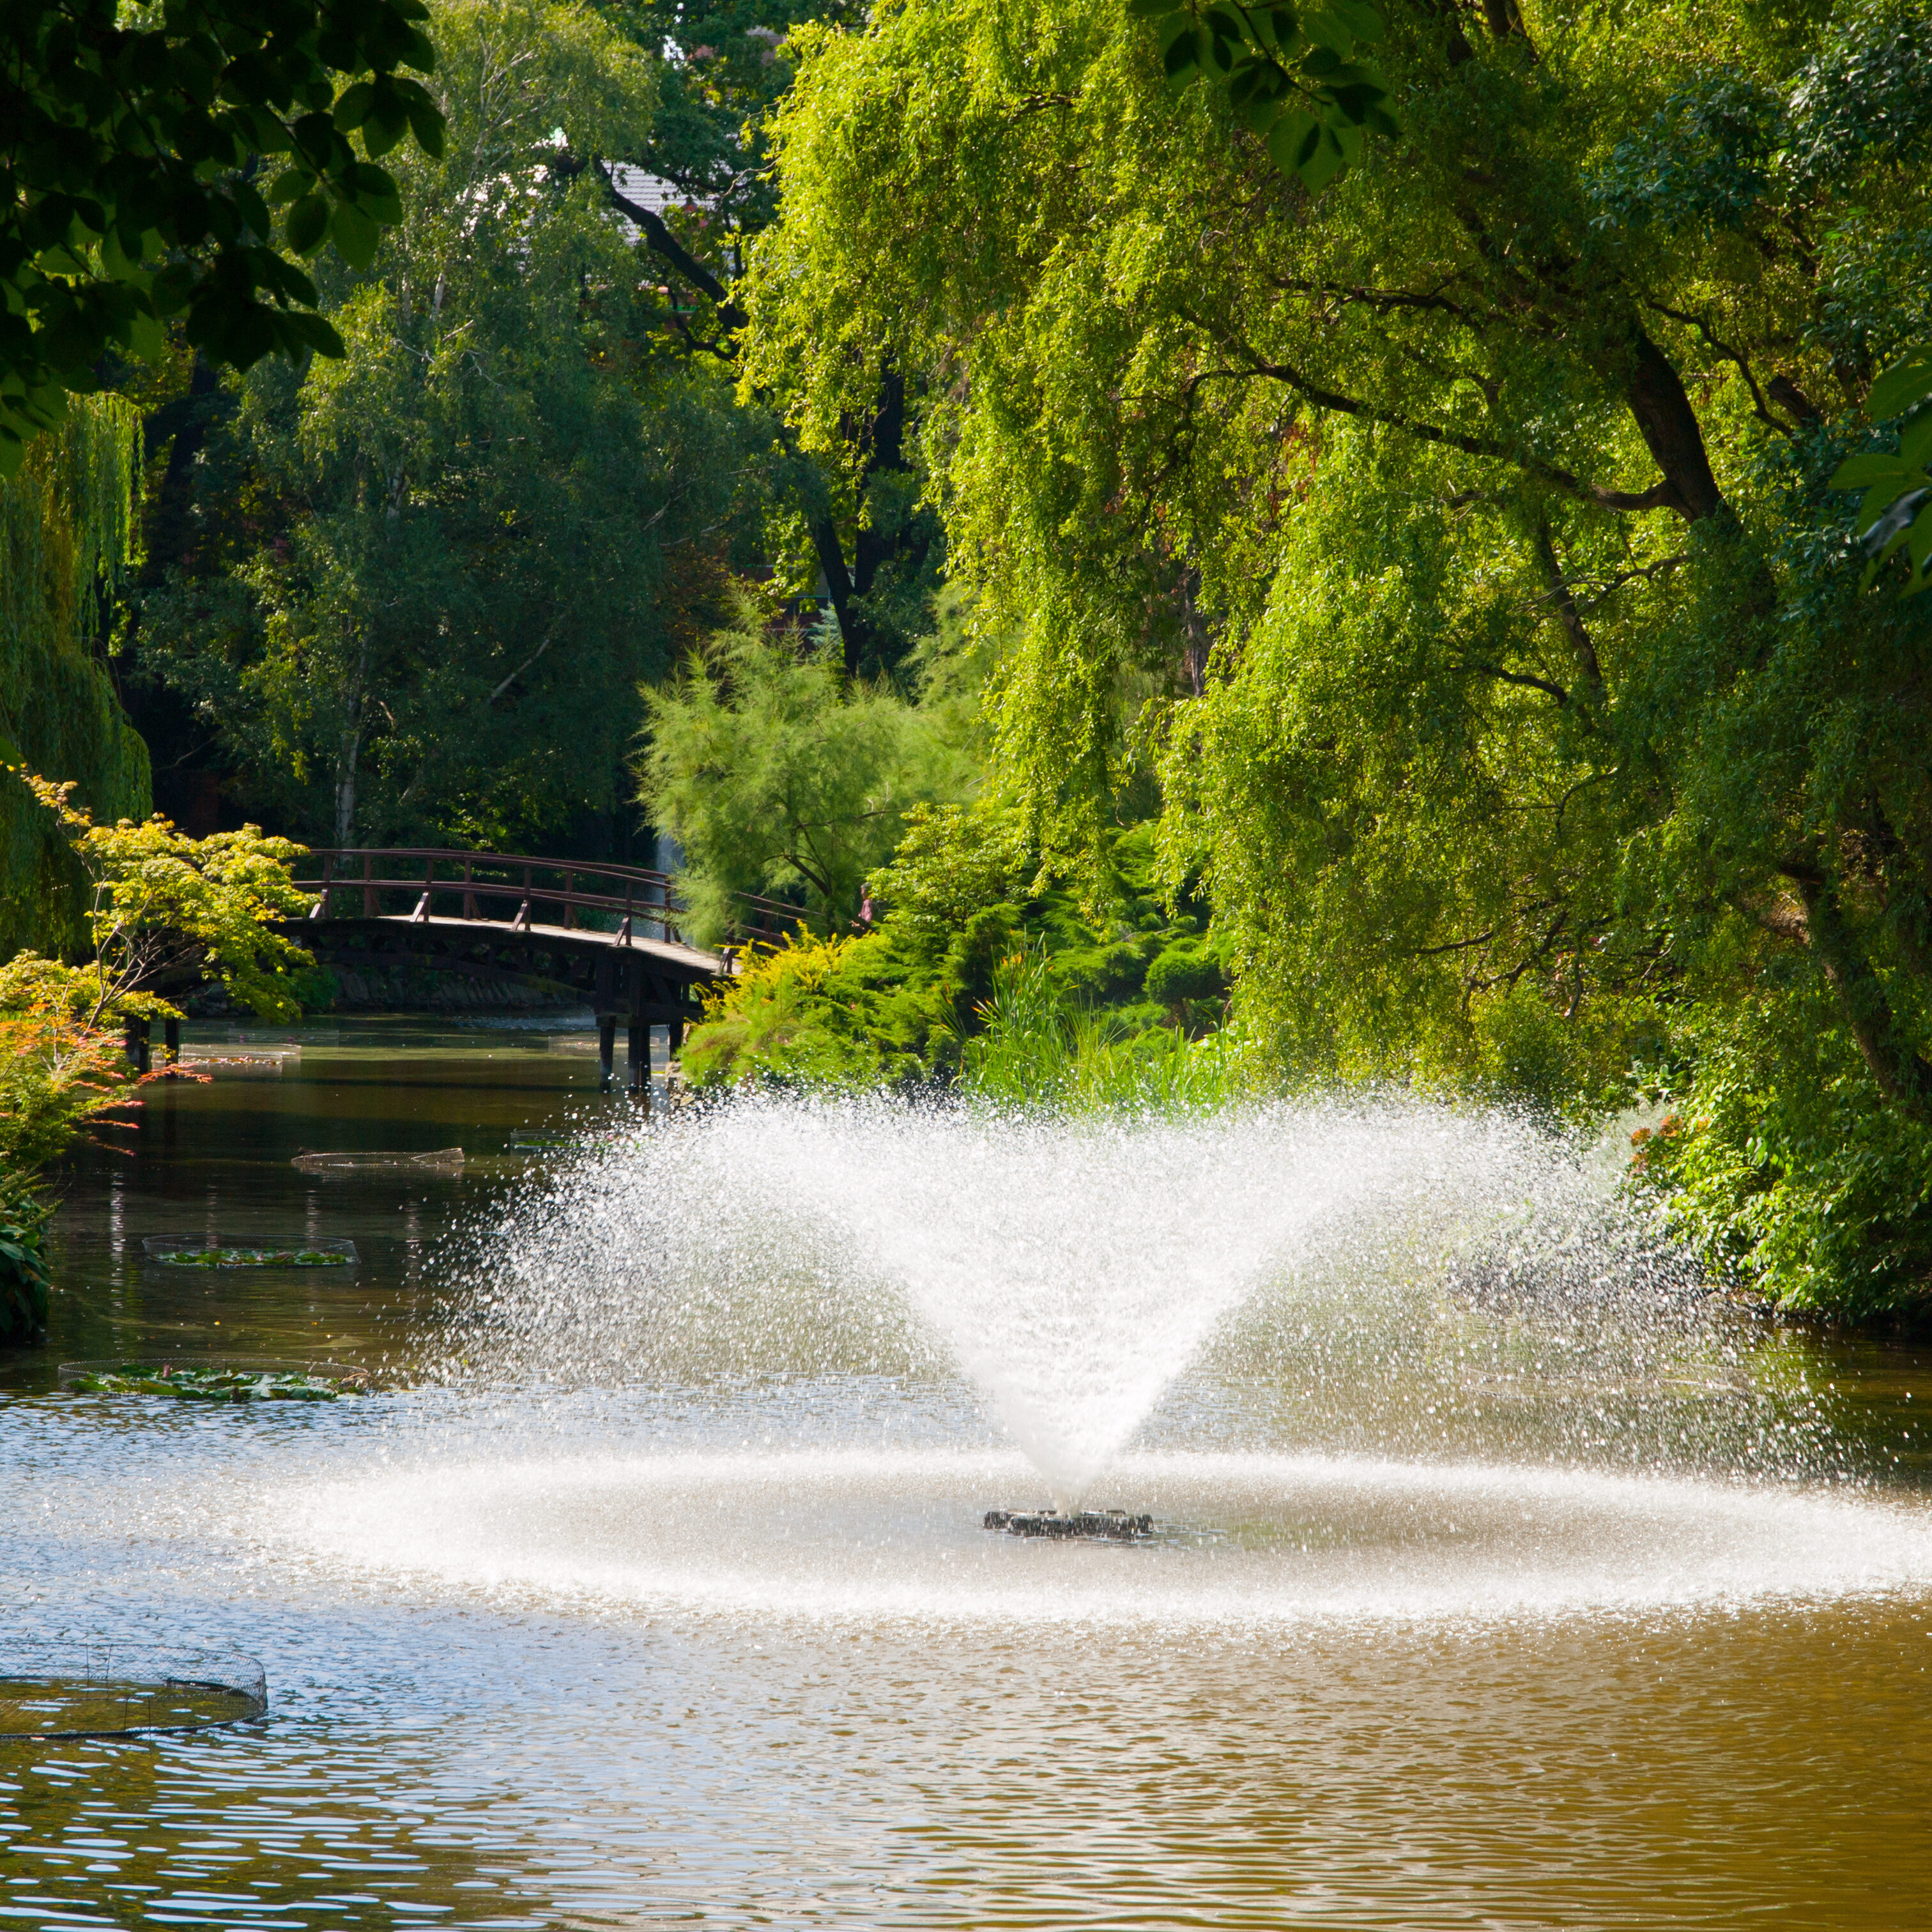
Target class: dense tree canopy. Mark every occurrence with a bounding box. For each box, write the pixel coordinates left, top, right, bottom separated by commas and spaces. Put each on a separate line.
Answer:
139, 0, 763, 848
746, 0, 1932, 1309
639, 588, 974, 939
1, 0, 446, 470
0, 394, 148, 956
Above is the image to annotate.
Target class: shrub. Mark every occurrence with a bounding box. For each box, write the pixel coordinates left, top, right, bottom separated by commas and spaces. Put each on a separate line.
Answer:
1634, 983, 1932, 1318
0, 1170, 52, 1346
0, 1001, 137, 1172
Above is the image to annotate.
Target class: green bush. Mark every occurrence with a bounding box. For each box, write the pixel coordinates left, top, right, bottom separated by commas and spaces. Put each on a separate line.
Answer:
959, 946, 1237, 1112
1144, 942, 1227, 1008
680, 928, 955, 1089
0, 1171, 51, 1346
1635, 983, 1932, 1319
682, 806, 1234, 1092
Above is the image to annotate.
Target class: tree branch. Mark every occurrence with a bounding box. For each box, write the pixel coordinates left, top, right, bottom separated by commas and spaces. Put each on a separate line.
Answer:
489, 631, 556, 704
1208, 332, 1687, 516
1782, 861, 1932, 1123
1530, 519, 1605, 698
594, 159, 748, 339
1460, 659, 1569, 703
1644, 300, 1793, 438
1621, 325, 1729, 522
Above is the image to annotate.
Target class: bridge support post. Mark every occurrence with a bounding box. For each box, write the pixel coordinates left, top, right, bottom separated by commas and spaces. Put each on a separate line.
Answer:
124, 1016, 151, 1075
598, 1015, 616, 1092
627, 1021, 650, 1108
164, 1016, 181, 1068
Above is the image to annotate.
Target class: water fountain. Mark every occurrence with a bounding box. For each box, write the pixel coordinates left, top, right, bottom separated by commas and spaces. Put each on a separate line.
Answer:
20, 1049, 1932, 1924
289, 1091, 1922, 1627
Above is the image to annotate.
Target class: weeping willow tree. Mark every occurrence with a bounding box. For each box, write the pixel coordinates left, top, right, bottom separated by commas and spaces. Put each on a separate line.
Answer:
0, 394, 151, 958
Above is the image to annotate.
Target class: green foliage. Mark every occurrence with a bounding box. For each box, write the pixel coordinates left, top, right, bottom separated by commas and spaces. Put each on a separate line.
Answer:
1830, 353, 1932, 594
0, 0, 446, 470
1634, 986, 1932, 1317
680, 928, 954, 1087
140, 0, 763, 848
613, 1, 863, 239
12, 768, 314, 1023
0, 995, 137, 1174
641, 588, 976, 940
682, 802, 1229, 1091
0, 1169, 53, 1346
746, 0, 1932, 1312
0, 394, 151, 959
1135, 0, 1394, 192
959, 943, 1237, 1112
1143, 939, 1226, 1007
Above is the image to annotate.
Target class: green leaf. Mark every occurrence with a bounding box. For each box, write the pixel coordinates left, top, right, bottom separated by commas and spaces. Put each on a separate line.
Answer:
279, 310, 346, 359
1905, 502, 1932, 594
1254, 6, 1301, 54
1335, 0, 1387, 43
1267, 109, 1321, 175
1301, 8, 1356, 53
362, 107, 407, 158
1867, 359, 1932, 421
1828, 452, 1919, 491
1298, 123, 1347, 192
266, 168, 312, 205
233, 180, 272, 241
334, 80, 376, 131
330, 201, 381, 270
286, 193, 330, 256
1897, 411, 1932, 470
125, 309, 167, 364
1330, 80, 1387, 124
406, 98, 446, 158
1858, 484, 1931, 565
1162, 22, 1206, 80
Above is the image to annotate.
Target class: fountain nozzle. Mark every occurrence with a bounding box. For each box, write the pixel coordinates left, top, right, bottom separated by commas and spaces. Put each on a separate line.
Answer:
983, 1508, 1153, 1542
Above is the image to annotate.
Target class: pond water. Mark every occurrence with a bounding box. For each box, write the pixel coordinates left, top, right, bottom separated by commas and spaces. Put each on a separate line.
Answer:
5, 1020, 1932, 1929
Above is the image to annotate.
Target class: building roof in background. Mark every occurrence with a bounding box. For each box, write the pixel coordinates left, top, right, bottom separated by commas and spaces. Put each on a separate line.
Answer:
604, 163, 707, 243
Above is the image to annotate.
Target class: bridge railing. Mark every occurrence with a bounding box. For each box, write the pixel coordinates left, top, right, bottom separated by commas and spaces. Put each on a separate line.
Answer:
290, 848, 815, 951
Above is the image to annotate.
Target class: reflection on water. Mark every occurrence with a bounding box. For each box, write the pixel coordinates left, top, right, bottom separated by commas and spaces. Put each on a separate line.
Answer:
4, 1020, 1932, 1928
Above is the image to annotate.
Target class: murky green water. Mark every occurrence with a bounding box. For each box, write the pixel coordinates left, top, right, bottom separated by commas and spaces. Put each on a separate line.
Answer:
6, 1020, 1932, 1929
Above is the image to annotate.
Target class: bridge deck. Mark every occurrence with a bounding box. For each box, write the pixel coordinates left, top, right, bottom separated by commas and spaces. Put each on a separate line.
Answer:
329, 910, 732, 978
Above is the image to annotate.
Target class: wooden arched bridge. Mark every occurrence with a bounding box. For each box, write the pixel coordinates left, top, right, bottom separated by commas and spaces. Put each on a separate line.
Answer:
287, 847, 808, 1091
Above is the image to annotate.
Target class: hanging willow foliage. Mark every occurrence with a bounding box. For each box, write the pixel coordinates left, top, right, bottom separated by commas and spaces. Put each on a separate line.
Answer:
0, 393, 151, 960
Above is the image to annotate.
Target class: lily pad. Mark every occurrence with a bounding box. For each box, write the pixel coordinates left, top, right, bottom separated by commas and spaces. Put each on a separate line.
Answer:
141, 1236, 358, 1268
62, 1361, 373, 1401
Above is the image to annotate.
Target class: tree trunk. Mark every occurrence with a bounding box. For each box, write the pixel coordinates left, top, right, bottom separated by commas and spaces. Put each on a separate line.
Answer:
809, 516, 861, 677
334, 640, 369, 846
1795, 872, 1932, 1124
1622, 326, 1728, 523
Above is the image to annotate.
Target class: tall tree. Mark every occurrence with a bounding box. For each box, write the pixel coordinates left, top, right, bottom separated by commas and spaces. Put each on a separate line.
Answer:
140, 0, 760, 849
746, 0, 1932, 1308
594, 1, 944, 678
0, 394, 148, 955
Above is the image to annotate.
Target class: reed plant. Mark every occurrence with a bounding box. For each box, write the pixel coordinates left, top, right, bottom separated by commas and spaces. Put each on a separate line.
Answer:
959, 947, 1239, 1114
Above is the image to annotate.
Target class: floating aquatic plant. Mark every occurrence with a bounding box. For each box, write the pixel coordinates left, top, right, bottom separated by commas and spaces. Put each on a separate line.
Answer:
66, 1363, 371, 1401
153, 1247, 351, 1268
